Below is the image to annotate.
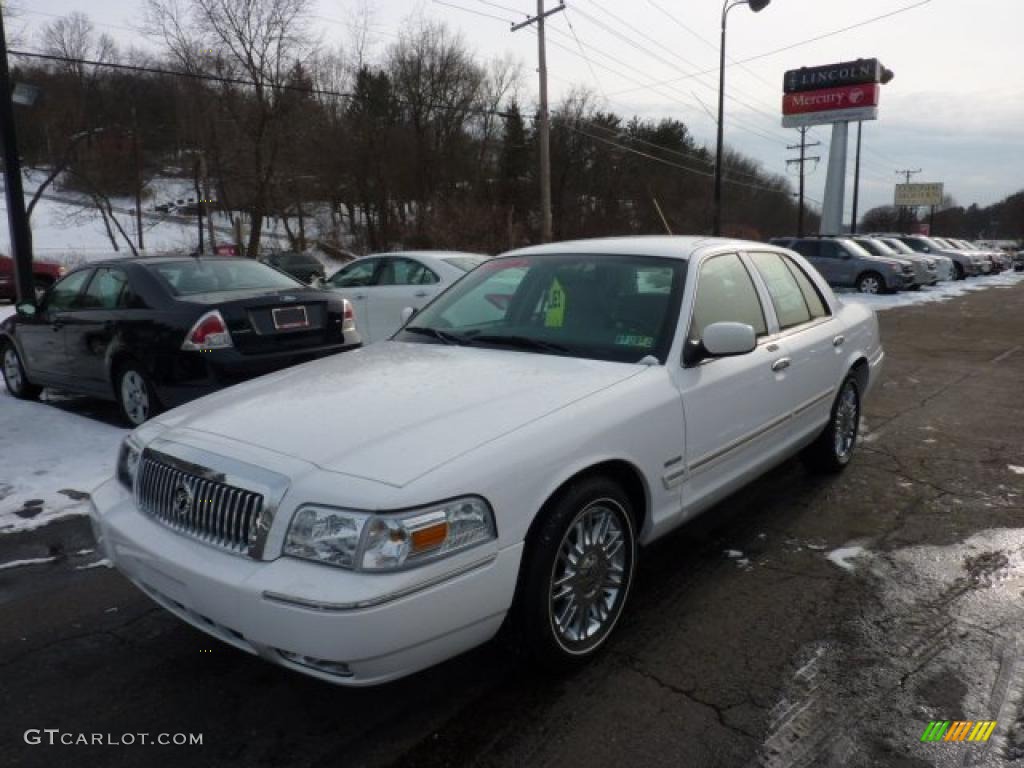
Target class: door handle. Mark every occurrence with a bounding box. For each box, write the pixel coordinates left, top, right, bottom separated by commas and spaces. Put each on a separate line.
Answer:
832, 335, 845, 347
413, 291, 429, 298
771, 357, 791, 372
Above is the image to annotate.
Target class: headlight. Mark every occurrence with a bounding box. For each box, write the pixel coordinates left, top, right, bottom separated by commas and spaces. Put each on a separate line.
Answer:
116, 435, 143, 490
283, 497, 496, 571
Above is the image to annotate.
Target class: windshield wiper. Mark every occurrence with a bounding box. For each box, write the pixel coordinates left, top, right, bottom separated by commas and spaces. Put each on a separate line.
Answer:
402, 326, 468, 345
464, 333, 571, 355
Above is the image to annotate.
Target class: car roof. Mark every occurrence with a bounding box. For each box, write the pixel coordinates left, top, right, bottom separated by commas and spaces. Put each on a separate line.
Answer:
79, 255, 255, 269
502, 235, 768, 261
354, 250, 488, 261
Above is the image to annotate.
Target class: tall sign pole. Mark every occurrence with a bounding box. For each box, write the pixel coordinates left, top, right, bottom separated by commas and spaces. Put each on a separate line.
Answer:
820, 122, 849, 235
850, 121, 863, 234
0, 10, 35, 304
512, 2, 564, 243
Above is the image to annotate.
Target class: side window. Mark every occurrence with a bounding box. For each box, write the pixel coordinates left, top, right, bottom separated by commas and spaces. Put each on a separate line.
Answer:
689, 254, 767, 343
331, 260, 377, 288
819, 241, 841, 259
46, 269, 93, 312
793, 240, 820, 259
749, 252, 812, 330
380, 258, 439, 286
81, 268, 128, 310
783, 255, 829, 319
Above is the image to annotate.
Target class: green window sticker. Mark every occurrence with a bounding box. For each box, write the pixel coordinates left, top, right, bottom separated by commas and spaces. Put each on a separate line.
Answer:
615, 334, 655, 348
544, 278, 566, 327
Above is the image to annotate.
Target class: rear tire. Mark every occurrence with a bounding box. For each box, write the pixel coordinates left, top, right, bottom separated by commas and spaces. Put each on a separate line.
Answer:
115, 362, 162, 427
2, 342, 42, 400
518, 476, 637, 672
802, 375, 861, 474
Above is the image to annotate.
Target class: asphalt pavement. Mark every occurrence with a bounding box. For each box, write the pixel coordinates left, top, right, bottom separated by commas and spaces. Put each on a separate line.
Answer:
2, 280, 1024, 768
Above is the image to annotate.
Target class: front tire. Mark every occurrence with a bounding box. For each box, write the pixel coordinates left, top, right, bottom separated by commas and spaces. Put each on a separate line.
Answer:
115, 363, 161, 427
856, 272, 884, 295
2, 342, 42, 400
802, 375, 861, 474
519, 477, 637, 671
953, 262, 965, 280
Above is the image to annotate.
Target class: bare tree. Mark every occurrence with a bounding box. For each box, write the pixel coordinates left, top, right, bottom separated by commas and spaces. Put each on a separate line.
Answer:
39, 12, 119, 80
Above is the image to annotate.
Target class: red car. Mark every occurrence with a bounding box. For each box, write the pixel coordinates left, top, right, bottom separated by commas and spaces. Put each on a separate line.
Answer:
0, 255, 66, 302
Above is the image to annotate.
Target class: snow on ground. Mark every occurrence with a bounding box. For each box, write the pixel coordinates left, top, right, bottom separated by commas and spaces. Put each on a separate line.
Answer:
838, 270, 1024, 311
826, 544, 869, 571
0, 386, 126, 534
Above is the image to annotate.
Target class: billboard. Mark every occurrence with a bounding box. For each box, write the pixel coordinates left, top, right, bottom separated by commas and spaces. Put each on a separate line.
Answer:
895, 183, 944, 207
784, 59, 889, 94
781, 59, 889, 129
782, 83, 880, 128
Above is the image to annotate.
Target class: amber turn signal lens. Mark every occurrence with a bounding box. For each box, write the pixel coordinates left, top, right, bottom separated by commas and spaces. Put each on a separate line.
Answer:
410, 522, 448, 552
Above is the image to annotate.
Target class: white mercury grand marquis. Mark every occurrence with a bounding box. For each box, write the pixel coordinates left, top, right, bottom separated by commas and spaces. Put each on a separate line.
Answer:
90, 236, 884, 685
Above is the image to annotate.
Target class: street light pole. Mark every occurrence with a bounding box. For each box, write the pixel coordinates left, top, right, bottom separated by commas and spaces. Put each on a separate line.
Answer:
712, 0, 770, 237
0, 10, 35, 304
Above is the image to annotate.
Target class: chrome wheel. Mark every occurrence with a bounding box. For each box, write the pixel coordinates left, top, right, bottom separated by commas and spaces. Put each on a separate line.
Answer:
3, 347, 23, 394
833, 381, 859, 459
549, 499, 629, 652
120, 370, 150, 425
858, 276, 881, 294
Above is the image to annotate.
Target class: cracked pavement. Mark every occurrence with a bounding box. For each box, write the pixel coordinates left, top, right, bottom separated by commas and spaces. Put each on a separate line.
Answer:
2, 281, 1024, 768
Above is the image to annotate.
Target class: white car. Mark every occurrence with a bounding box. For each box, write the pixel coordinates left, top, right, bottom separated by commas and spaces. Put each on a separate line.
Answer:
90, 236, 884, 686
323, 251, 487, 343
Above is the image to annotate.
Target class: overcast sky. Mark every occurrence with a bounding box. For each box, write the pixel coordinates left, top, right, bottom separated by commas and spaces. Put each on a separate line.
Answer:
16, 0, 1024, 222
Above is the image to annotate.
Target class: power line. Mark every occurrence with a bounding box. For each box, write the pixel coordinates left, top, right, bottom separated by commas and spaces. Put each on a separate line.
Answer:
607, 0, 934, 97
432, 0, 511, 25
562, 10, 606, 103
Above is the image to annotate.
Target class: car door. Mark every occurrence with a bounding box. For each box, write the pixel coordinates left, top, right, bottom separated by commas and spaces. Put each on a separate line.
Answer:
674, 252, 793, 512
747, 251, 841, 441
791, 240, 834, 284
16, 268, 93, 383
326, 258, 380, 339
64, 267, 129, 390
368, 258, 442, 343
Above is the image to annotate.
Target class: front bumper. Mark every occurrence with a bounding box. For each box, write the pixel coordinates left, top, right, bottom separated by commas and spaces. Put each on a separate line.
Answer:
90, 479, 521, 686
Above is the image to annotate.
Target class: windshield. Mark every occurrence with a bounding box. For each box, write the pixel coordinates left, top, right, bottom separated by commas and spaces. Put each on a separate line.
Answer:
443, 255, 488, 272
397, 253, 687, 364
881, 238, 914, 255
837, 239, 874, 259
854, 238, 894, 256
152, 259, 304, 295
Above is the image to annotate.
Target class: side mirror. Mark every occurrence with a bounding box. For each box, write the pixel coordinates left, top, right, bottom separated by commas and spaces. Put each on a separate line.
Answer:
400, 306, 417, 325
15, 302, 37, 318
703, 322, 756, 357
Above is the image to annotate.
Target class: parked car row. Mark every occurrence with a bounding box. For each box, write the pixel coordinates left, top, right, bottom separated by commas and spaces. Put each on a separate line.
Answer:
768, 234, 1013, 294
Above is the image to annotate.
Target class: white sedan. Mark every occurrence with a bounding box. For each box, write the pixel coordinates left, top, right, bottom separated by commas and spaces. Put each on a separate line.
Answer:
323, 251, 487, 343
90, 236, 884, 685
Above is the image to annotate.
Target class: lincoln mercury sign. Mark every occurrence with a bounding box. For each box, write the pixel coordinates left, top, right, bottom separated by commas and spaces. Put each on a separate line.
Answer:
782, 58, 892, 128
895, 182, 945, 207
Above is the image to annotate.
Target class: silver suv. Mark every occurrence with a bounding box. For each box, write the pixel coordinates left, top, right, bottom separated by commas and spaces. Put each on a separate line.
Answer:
770, 237, 915, 294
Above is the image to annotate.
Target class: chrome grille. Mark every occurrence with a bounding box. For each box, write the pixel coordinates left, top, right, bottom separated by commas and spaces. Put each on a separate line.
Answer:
136, 453, 264, 556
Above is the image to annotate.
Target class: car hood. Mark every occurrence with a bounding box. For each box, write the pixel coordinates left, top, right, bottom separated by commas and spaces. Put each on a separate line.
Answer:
152, 341, 645, 487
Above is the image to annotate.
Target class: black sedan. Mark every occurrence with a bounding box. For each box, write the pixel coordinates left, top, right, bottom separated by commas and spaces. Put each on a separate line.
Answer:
0, 256, 361, 425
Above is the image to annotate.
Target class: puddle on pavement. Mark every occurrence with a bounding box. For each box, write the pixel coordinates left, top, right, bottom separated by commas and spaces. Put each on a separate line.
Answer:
757, 528, 1024, 767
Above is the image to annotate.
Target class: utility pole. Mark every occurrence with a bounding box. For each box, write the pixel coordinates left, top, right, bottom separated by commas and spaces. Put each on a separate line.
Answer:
786, 127, 820, 237
0, 10, 35, 304
132, 106, 145, 252
896, 168, 922, 233
512, 2, 565, 243
850, 121, 863, 234
194, 158, 204, 254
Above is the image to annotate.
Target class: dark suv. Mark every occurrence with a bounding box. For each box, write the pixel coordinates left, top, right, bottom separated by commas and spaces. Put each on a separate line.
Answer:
770, 237, 915, 294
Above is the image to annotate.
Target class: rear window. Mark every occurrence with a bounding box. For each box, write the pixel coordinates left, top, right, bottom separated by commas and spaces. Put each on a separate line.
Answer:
151, 259, 303, 295
443, 256, 488, 272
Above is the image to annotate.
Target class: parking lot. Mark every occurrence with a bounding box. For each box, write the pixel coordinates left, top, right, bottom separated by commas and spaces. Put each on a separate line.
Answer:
0, 272, 1021, 768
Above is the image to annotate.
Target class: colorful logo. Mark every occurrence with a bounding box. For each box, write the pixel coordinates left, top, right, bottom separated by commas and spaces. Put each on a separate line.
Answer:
920, 721, 997, 743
